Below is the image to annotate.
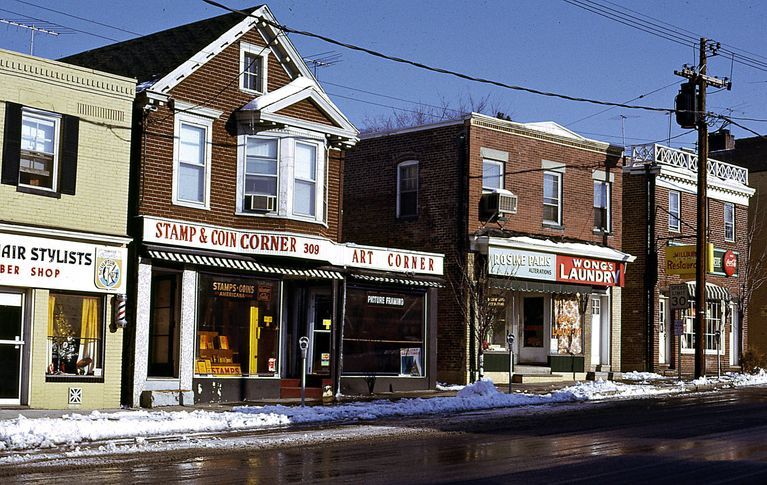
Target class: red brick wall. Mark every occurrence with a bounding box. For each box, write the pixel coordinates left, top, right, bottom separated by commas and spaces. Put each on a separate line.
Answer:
136, 27, 342, 240
621, 169, 749, 373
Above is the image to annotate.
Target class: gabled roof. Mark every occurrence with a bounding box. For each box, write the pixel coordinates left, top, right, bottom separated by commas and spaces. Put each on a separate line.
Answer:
521, 121, 586, 141
239, 77, 358, 144
60, 8, 256, 85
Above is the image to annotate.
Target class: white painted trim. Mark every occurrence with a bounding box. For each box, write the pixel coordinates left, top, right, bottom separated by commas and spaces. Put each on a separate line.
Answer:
396, 160, 419, 218
482, 159, 504, 191
0, 223, 130, 245
477, 236, 635, 262
593, 179, 611, 233
19, 108, 61, 193
543, 171, 562, 225
172, 112, 213, 210
724, 201, 735, 242
172, 100, 223, 119
480, 147, 509, 162
239, 40, 270, 95
667, 190, 681, 233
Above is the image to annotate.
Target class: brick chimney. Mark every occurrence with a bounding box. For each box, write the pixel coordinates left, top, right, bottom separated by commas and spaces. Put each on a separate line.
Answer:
709, 129, 735, 152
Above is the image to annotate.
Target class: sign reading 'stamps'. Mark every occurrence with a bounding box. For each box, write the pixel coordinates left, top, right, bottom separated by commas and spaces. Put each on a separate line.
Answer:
666, 244, 714, 276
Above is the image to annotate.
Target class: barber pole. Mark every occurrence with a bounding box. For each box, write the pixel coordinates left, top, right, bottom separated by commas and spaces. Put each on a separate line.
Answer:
114, 294, 128, 328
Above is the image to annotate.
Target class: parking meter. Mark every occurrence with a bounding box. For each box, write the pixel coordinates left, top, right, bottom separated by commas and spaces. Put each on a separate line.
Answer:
506, 333, 515, 393
299, 337, 310, 406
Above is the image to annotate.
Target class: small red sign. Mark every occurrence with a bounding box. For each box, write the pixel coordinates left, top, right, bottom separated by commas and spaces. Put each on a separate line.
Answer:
723, 250, 737, 277
556, 255, 625, 287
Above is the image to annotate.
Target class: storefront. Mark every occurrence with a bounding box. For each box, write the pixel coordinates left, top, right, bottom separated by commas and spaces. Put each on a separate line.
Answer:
0, 228, 128, 409
473, 236, 634, 379
131, 217, 442, 407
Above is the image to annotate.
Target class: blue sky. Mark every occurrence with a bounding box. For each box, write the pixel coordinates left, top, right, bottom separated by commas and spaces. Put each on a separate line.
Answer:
2, 0, 766, 150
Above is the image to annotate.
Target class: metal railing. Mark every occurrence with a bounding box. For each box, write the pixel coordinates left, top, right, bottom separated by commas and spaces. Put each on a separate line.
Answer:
629, 144, 748, 185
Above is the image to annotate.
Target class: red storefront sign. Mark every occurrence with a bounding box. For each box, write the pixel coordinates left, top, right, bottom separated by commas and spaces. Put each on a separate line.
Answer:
556, 255, 625, 287
723, 250, 737, 277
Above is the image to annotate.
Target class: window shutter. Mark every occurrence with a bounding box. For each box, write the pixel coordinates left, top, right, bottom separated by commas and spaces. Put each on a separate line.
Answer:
59, 114, 80, 195
1, 102, 22, 186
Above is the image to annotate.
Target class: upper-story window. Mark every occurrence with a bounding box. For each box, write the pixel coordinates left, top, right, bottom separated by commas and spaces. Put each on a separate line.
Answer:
543, 171, 562, 225
724, 202, 735, 242
593, 180, 610, 232
240, 42, 269, 94
668, 190, 681, 232
172, 113, 212, 209
482, 159, 504, 191
2, 102, 79, 196
238, 131, 326, 224
397, 160, 418, 218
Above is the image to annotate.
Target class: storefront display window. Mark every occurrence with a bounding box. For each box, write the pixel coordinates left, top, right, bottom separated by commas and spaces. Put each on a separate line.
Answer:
47, 293, 103, 377
196, 274, 280, 377
344, 287, 426, 376
553, 296, 582, 354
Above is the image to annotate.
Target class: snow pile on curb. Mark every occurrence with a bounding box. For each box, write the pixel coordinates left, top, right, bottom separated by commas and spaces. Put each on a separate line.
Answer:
0, 374, 756, 452
622, 371, 671, 381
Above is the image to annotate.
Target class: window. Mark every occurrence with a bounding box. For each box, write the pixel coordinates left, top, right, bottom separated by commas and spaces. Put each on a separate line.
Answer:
343, 288, 426, 375
659, 298, 666, 334
240, 42, 269, 94
244, 137, 278, 210
397, 160, 418, 218
593, 181, 610, 232
148, 273, 179, 378
238, 133, 326, 223
47, 293, 103, 378
682, 301, 724, 353
196, 274, 280, 377
173, 114, 212, 208
543, 172, 562, 225
2, 103, 79, 195
724, 202, 735, 242
294, 142, 317, 217
482, 159, 504, 191
668, 190, 681, 232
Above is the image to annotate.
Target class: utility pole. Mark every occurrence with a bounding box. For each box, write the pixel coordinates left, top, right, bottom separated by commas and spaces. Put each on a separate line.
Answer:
674, 38, 731, 378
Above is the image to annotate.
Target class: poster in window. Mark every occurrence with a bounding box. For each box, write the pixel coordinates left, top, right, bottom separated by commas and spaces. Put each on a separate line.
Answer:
400, 348, 422, 376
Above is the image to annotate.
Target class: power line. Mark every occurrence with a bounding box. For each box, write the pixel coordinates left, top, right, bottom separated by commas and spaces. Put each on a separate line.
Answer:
9, 0, 141, 37
203, 0, 676, 116
566, 81, 679, 126
0, 7, 121, 42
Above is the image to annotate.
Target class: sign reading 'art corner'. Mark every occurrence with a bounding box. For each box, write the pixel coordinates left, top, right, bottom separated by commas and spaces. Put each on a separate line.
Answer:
143, 217, 443, 276
488, 246, 625, 287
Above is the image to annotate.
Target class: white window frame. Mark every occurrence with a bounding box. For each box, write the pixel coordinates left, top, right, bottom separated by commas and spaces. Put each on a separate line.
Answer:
396, 160, 419, 218
236, 130, 327, 225
724, 202, 735, 242
482, 159, 504, 191
681, 301, 725, 355
244, 135, 280, 204
593, 180, 611, 232
19, 108, 61, 193
293, 141, 320, 218
668, 190, 681, 232
239, 41, 270, 95
543, 171, 562, 225
171, 112, 213, 210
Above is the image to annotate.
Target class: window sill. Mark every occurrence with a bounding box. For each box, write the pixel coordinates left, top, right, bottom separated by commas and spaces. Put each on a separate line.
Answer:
240, 87, 266, 96
235, 210, 328, 228
16, 184, 61, 198
593, 228, 612, 236
543, 222, 564, 230
680, 350, 724, 356
173, 200, 210, 211
46, 375, 105, 383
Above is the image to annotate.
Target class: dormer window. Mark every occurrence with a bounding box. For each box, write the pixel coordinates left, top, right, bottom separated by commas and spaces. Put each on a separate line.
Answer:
240, 42, 269, 94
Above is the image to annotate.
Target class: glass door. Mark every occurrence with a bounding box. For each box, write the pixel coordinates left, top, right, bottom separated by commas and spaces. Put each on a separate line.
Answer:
0, 292, 24, 405
520, 296, 547, 363
308, 292, 332, 375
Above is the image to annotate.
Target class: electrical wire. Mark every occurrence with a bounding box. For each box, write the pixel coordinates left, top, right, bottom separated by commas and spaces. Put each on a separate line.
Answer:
0, 7, 121, 42
566, 81, 680, 126
9, 0, 141, 37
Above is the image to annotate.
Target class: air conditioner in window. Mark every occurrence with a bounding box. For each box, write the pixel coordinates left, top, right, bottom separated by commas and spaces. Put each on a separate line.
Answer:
246, 194, 277, 212
479, 189, 518, 221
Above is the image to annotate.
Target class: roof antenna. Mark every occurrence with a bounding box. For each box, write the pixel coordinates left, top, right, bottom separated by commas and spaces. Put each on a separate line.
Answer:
0, 18, 66, 55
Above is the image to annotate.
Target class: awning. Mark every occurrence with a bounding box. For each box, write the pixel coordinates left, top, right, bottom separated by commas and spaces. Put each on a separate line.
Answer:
489, 278, 593, 295
685, 282, 731, 301
146, 250, 343, 280
349, 273, 443, 288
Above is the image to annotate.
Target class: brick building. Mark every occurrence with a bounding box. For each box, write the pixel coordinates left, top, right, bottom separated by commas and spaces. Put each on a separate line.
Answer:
63, 7, 443, 407
621, 143, 753, 375
0, 48, 135, 408
710, 131, 767, 357
344, 115, 634, 384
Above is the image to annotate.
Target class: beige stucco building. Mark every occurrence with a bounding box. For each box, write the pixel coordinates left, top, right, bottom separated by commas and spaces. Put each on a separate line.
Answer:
0, 48, 135, 409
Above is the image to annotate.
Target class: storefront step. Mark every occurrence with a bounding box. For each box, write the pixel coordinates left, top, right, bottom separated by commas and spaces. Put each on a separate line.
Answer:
279, 378, 332, 400
511, 373, 586, 384
513, 365, 553, 375
140, 390, 194, 408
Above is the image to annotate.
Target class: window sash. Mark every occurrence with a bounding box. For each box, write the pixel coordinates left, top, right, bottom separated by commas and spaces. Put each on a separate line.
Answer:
19, 111, 59, 191
482, 160, 503, 190
294, 142, 318, 217
176, 122, 208, 204
397, 161, 418, 218
682, 301, 723, 351
724, 203, 735, 241
242, 53, 263, 92
593, 181, 610, 231
543, 172, 561, 224
245, 137, 279, 198
669, 191, 681, 231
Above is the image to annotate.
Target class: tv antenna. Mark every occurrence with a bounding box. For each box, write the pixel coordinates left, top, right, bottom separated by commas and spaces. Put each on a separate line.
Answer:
1, 18, 71, 55
302, 51, 342, 78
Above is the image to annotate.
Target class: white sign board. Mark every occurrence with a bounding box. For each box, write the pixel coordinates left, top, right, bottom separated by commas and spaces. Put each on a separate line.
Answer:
487, 246, 555, 281
0, 232, 127, 293
669, 284, 689, 310
142, 217, 443, 276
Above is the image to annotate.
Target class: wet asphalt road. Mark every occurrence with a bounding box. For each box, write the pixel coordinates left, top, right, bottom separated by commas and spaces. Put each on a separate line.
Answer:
10, 386, 767, 484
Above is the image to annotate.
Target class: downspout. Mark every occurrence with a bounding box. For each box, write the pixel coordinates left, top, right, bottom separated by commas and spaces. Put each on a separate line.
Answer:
457, 124, 473, 382
645, 162, 658, 372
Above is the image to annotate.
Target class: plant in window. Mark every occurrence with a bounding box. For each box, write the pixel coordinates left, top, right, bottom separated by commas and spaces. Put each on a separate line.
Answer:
50, 304, 76, 375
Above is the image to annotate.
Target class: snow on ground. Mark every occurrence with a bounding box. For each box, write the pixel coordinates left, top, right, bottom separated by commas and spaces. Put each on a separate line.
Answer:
621, 371, 672, 381
436, 382, 465, 391
1, 373, 766, 452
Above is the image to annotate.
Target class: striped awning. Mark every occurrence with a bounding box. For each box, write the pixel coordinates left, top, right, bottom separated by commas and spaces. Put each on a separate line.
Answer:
489, 278, 593, 295
147, 250, 343, 279
349, 273, 443, 288
685, 282, 731, 301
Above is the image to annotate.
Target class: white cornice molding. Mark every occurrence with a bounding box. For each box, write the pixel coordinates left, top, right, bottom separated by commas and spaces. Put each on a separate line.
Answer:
0, 223, 131, 245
